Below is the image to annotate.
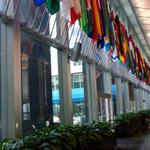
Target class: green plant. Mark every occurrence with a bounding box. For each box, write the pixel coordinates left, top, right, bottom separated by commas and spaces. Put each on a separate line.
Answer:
1, 109, 150, 149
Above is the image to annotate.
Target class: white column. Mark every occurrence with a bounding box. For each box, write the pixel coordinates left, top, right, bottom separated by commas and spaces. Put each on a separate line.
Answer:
58, 50, 73, 125
85, 63, 98, 122
103, 72, 113, 120
123, 81, 130, 112
1, 21, 22, 139
115, 77, 123, 114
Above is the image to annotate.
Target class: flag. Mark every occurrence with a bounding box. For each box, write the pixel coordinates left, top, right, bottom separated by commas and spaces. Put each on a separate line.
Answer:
90, 0, 103, 41
99, 0, 106, 37
61, 0, 81, 24
79, 0, 93, 37
121, 25, 128, 57
104, 38, 110, 52
46, 0, 60, 15
33, 0, 46, 6
96, 0, 106, 50
128, 34, 136, 74
107, 3, 115, 50
114, 15, 124, 62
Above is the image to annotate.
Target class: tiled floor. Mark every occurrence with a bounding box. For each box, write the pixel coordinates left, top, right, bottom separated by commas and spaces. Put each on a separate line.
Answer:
116, 133, 150, 150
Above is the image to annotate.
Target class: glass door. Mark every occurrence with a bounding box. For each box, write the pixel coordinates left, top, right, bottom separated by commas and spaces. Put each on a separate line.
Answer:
97, 93, 111, 122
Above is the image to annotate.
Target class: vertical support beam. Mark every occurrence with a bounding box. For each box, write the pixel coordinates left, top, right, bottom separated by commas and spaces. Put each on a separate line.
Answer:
89, 63, 98, 121
134, 87, 140, 111
58, 50, 73, 125
148, 93, 150, 109
85, 63, 98, 122
115, 77, 123, 114
138, 88, 143, 110
145, 91, 148, 110
84, 63, 92, 122
141, 89, 145, 110
1, 21, 22, 138
103, 72, 113, 120
1, 21, 7, 139
123, 81, 130, 112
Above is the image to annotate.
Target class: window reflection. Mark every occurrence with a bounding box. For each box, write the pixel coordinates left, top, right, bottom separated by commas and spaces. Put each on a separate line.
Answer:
21, 32, 53, 135
50, 48, 60, 123
70, 60, 86, 125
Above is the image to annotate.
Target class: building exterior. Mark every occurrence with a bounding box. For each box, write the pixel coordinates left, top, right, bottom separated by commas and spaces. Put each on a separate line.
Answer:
0, 0, 149, 139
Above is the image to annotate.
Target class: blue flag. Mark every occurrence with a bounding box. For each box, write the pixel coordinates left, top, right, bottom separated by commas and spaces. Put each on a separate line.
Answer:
34, 0, 46, 6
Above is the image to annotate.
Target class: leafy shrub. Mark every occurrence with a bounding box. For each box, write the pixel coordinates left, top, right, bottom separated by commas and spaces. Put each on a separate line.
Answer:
1, 110, 150, 149
0, 122, 113, 150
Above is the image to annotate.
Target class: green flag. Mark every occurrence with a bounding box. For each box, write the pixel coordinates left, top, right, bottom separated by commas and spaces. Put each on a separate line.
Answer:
79, 0, 92, 37
46, 0, 60, 15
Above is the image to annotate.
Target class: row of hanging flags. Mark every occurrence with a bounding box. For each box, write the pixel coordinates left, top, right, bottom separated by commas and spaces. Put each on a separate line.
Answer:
34, 0, 150, 84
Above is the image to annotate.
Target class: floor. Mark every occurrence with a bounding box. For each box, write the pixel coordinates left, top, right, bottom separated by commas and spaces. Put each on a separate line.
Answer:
116, 132, 150, 150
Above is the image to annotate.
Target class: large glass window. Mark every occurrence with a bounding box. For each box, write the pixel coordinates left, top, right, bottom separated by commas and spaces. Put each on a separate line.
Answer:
129, 82, 136, 111
96, 69, 104, 92
70, 60, 86, 125
121, 80, 127, 113
50, 48, 60, 123
112, 77, 117, 116
72, 73, 84, 88
21, 32, 53, 135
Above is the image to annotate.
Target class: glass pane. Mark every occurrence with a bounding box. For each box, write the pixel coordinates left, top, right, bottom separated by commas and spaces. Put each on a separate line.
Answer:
70, 60, 86, 125
96, 69, 104, 92
73, 74, 80, 82
74, 82, 80, 88
50, 48, 60, 123
112, 77, 117, 116
121, 80, 126, 113
21, 32, 52, 135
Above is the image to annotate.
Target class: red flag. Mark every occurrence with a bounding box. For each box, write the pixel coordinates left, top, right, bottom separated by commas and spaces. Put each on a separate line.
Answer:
61, 0, 81, 24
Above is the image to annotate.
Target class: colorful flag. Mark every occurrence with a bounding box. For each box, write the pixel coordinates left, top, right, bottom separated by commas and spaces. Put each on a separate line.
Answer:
107, 3, 115, 50
114, 15, 123, 62
46, 0, 60, 15
33, 0, 46, 6
90, 0, 103, 41
79, 0, 93, 37
61, 0, 81, 24
96, 0, 106, 50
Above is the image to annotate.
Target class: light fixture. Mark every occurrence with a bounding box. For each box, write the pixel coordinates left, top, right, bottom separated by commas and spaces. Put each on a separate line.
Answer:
147, 33, 150, 37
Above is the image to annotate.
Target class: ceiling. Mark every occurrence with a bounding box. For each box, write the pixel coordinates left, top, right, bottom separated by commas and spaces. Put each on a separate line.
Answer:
131, 0, 150, 46
110, 0, 150, 65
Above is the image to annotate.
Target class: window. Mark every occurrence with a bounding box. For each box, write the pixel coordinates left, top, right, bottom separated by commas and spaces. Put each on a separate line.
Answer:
21, 32, 53, 135
50, 48, 60, 123
70, 60, 86, 125
52, 76, 59, 90
129, 82, 134, 100
73, 61, 82, 66
72, 73, 83, 88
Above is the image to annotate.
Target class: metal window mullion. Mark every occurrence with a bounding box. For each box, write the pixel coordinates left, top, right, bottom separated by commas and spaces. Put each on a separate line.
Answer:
43, 14, 52, 35
24, 0, 32, 24
37, 7, 46, 32
49, 13, 59, 39
13, 0, 20, 19
30, 7, 39, 29
5, 0, 11, 16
